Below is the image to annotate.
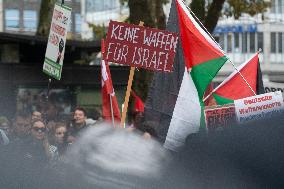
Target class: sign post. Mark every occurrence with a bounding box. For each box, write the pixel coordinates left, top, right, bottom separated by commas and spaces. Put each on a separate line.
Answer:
120, 21, 144, 128
43, 2, 72, 80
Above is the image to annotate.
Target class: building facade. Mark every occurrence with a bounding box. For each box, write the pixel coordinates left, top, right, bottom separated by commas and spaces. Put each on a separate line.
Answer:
80, 0, 129, 39
1, 0, 82, 39
213, 0, 284, 83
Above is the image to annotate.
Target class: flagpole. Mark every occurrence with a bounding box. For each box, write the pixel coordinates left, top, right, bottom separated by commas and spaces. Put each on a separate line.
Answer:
120, 21, 144, 128
180, 0, 257, 100
109, 94, 115, 127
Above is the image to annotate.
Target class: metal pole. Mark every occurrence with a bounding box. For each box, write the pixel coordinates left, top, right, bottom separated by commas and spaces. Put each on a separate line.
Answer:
109, 94, 115, 127
46, 78, 52, 103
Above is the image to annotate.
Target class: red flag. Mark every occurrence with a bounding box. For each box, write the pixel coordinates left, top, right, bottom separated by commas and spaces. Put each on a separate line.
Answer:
213, 52, 260, 105
131, 90, 144, 112
101, 39, 121, 122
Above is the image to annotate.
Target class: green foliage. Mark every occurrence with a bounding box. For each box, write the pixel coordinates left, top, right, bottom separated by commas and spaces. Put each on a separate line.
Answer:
225, 0, 270, 19
190, 0, 206, 23
119, 0, 128, 4
88, 24, 107, 40
189, 0, 271, 33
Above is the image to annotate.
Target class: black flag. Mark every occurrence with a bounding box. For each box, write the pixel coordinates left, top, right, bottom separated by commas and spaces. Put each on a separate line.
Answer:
144, 0, 185, 143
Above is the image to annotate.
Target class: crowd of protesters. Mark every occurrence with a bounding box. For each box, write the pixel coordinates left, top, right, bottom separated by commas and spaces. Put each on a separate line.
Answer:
0, 107, 97, 164
0, 103, 158, 162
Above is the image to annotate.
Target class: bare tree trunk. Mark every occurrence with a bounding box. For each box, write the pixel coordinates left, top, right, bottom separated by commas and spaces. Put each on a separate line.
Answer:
36, 0, 57, 36
190, 0, 225, 33
155, 0, 166, 30
204, 0, 226, 33
190, 0, 205, 24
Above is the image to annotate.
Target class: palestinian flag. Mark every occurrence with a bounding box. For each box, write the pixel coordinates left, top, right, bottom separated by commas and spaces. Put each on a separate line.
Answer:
144, 0, 228, 151
213, 52, 264, 105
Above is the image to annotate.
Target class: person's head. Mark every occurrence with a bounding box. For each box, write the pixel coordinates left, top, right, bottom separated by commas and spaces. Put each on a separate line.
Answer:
132, 111, 144, 127
31, 119, 46, 141
53, 122, 67, 144
73, 107, 87, 126
46, 103, 58, 121
31, 111, 42, 121
13, 114, 31, 138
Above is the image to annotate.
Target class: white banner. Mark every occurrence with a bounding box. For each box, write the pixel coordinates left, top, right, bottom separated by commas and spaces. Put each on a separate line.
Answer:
264, 81, 284, 93
43, 3, 72, 80
234, 91, 284, 123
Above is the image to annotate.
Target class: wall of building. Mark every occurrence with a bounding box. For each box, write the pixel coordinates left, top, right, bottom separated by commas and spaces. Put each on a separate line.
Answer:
81, 0, 129, 40
212, 0, 284, 83
0, 0, 3, 32
1, 0, 81, 39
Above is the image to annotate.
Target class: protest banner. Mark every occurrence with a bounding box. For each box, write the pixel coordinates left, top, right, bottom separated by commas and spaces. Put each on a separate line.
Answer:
264, 81, 284, 93
234, 91, 284, 123
43, 3, 72, 80
205, 104, 237, 132
104, 20, 179, 72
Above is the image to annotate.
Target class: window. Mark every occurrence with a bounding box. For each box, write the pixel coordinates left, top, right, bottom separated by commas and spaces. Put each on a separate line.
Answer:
227, 33, 232, 53
242, 33, 247, 53
271, 0, 284, 14
16, 87, 72, 116
86, 0, 119, 12
271, 0, 276, 13
234, 33, 240, 52
278, 0, 282, 14
271, 32, 276, 53
5, 9, 20, 30
257, 32, 263, 51
23, 10, 37, 31
279, 33, 283, 53
249, 33, 255, 53
219, 34, 225, 50
75, 13, 81, 33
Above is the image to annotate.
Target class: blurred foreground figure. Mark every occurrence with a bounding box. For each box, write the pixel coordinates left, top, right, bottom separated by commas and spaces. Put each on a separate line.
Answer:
1, 116, 284, 188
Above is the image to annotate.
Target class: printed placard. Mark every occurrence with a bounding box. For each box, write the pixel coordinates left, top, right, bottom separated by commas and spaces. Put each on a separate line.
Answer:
205, 104, 237, 131
104, 20, 179, 72
43, 3, 72, 80
234, 91, 284, 123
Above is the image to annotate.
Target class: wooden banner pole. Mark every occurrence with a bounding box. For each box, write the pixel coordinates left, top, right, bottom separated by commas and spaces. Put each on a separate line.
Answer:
120, 21, 144, 128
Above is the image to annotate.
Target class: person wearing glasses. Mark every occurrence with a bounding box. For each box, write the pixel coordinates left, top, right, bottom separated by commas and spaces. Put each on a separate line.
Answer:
26, 119, 55, 163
